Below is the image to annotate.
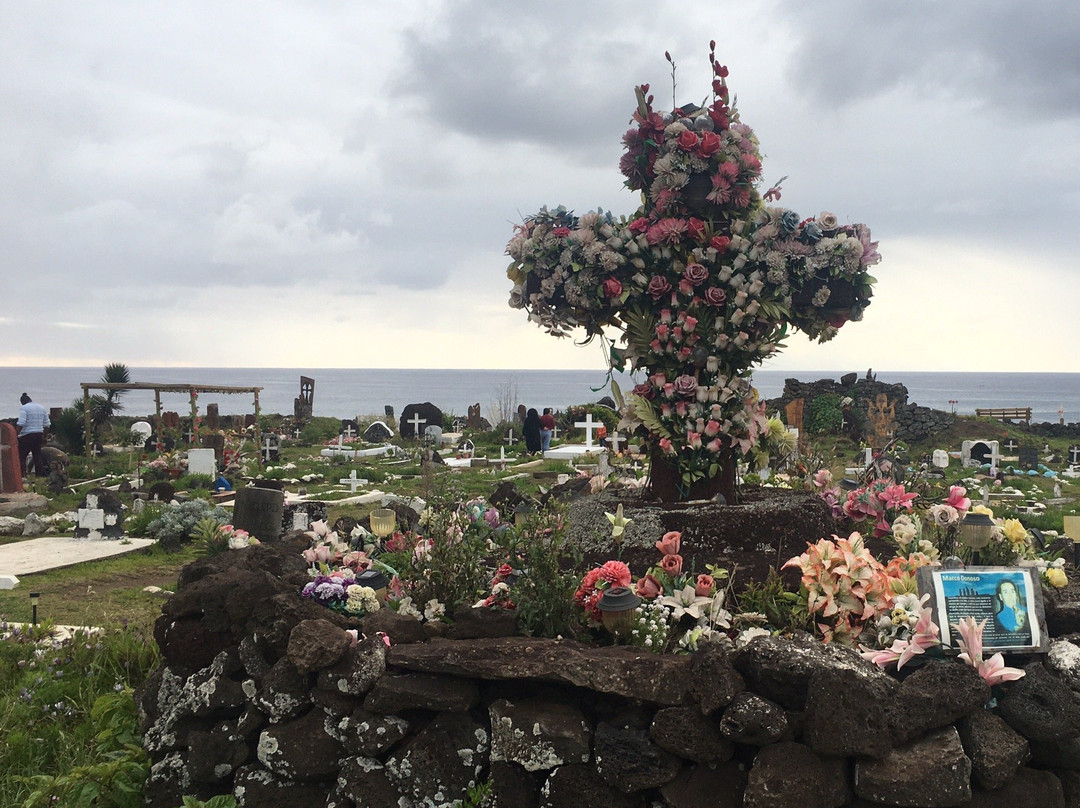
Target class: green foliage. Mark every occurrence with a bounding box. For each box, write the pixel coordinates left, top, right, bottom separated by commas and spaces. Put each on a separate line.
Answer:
563, 404, 618, 438
175, 473, 214, 490
124, 502, 164, 538
804, 394, 844, 436
175, 797, 238, 808
0, 624, 159, 807
145, 498, 228, 551
505, 507, 586, 639
51, 406, 87, 454
734, 569, 811, 634
300, 417, 343, 444
453, 779, 493, 808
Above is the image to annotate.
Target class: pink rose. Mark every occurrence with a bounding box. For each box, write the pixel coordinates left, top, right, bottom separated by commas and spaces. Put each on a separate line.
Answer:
684, 315, 698, 333
629, 216, 650, 233
602, 277, 622, 298
647, 275, 673, 300
673, 375, 699, 397
704, 419, 720, 437
659, 438, 674, 455
683, 263, 709, 286
710, 235, 731, 252
677, 129, 699, 150
636, 574, 663, 599
695, 574, 715, 597
655, 323, 670, 340
660, 553, 683, 576
656, 531, 681, 555
632, 382, 655, 400
687, 430, 702, 449
704, 287, 727, 306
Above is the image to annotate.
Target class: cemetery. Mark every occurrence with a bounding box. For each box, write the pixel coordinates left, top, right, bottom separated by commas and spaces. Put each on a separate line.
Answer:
6, 54, 1080, 808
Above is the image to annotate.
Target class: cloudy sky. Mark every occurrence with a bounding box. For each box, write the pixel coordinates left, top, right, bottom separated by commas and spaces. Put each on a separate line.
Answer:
2, 1, 1078, 373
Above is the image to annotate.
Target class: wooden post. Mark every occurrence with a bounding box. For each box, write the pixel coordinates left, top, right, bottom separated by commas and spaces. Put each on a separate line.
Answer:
154, 391, 162, 446
189, 388, 199, 443
83, 386, 93, 470
254, 390, 262, 469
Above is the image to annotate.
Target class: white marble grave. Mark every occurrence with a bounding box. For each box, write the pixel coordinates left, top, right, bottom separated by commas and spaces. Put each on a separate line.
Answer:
188, 448, 216, 478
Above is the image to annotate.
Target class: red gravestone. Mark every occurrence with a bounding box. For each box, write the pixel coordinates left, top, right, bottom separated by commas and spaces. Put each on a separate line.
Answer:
0, 422, 24, 493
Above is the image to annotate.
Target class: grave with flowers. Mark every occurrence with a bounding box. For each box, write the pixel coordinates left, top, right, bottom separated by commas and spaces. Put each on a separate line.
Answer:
134, 51, 1080, 808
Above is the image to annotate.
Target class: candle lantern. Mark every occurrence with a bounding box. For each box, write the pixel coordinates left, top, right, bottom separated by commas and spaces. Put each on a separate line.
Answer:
597, 586, 641, 636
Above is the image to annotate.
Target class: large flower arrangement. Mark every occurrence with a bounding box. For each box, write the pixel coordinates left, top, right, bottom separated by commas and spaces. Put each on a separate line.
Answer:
507, 45, 880, 501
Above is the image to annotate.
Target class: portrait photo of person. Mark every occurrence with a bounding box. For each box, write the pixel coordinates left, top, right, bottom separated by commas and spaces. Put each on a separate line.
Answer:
994, 578, 1028, 634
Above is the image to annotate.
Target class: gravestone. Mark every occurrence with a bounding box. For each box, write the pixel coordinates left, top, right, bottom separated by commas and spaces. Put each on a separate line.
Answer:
467, 403, 484, 430
260, 433, 281, 462
0, 422, 24, 494
204, 404, 219, 430
424, 425, 443, 445
294, 376, 314, 421
1019, 446, 1039, 470
865, 393, 896, 448
41, 445, 69, 494
201, 432, 226, 456
961, 439, 999, 469
338, 470, 368, 493
384, 405, 396, 431
400, 402, 443, 440
148, 482, 175, 503
162, 411, 181, 430
451, 417, 465, 433
282, 502, 327, 536
130, 421, 153, 447
932, 449, 950, 470
340, 420, 359, 441
784, 398, 804, 438
363, 421, 394, 442
74, 488, 124, 540
517, 404, 527, 425
243, 414, 256, 428
233, 487, 284, 542
188, 448, 217, 478
840, 372, 858, 387
1069, 445, 1080, 466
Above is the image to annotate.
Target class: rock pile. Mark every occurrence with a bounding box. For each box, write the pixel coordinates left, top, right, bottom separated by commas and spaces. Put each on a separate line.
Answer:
141, 539, 1080, 808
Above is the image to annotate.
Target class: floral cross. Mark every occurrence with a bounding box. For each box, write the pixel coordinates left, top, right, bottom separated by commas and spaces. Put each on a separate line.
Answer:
506, 43, 880, 501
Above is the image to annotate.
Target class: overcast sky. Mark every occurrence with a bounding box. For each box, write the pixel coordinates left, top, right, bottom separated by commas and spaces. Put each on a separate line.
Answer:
2, 1, 1078, 373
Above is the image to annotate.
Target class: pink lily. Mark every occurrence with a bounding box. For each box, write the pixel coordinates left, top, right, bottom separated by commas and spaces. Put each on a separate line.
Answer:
946, 485, 971, 514
953, 617, 1025, 686
879, 483, 917, 511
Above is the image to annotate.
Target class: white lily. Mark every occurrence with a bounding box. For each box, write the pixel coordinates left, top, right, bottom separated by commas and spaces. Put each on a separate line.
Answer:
660, 585, 714, 621
605, 504, 633, 540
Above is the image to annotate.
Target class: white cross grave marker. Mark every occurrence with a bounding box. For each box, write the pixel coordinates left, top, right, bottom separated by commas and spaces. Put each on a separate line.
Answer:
342, 424, 357, 440
551, 424, 559, 440
575, 413, 600, 448
183, 427, 195, 443
608, 431, 625, 454
407, 413, 426, 437
262, 435, 277, 462
1005, 438, 1019, 454
505, 429, 517, 446
339, 470, 368, 493
1070, 445, 1080, 466
293, 427, 302, 439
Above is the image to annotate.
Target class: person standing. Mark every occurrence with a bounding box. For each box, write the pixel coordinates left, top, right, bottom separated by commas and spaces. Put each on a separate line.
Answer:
17, 393, 50, 477
523, 408, 542, 455
539, 407, 556, 452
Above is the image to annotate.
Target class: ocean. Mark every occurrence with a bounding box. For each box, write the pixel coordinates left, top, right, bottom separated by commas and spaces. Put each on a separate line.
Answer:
3, 367, 1080, 425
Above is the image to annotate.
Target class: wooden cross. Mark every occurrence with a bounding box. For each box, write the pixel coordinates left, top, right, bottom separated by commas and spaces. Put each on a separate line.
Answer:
574, 413, 600, 448
1004, 439, 1019, 453
342, 424, 357, 440
504, 429, 517, 446
407, 413, 426, 437
607, 431, 625, 454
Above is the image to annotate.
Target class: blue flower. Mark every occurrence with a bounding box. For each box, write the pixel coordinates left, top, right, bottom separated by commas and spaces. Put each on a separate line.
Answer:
780, 210, 800, 233
803, 222, 823, 243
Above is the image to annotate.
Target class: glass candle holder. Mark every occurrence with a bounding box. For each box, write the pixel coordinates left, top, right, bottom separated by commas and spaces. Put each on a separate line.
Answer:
369, 509, 396, 539
598, 586, 642, 637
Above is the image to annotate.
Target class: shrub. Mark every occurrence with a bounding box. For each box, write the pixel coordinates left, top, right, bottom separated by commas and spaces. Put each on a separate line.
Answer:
145, 499, 228, 551
804, 394, 844, 435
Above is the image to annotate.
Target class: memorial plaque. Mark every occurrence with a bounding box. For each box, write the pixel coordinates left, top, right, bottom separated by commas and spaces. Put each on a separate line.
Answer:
1018, 447, 1039, 470
917, 566, 1047, 653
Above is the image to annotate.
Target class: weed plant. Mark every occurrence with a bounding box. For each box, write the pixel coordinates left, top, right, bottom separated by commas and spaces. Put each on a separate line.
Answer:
0, 622, 159, 807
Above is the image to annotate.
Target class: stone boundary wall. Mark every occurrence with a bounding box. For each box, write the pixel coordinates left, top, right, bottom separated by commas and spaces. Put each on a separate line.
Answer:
140, 539, 1080, 808
765, 376, 957, 444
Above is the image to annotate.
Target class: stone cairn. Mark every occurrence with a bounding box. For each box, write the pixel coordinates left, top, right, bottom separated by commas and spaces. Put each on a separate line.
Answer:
140, 535, 1080, 807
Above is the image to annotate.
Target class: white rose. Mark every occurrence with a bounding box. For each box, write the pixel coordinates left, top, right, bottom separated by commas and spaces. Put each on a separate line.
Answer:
817, 211, 839, 229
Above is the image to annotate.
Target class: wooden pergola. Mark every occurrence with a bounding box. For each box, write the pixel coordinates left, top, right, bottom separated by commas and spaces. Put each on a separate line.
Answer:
80, 381, 263, 469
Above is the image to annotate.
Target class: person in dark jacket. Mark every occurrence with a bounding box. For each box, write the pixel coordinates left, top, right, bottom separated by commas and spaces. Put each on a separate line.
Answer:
523, 408, 542, 454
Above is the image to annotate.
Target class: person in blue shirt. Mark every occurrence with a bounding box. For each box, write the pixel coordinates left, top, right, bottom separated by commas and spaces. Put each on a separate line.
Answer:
994, 579, 1027, 633
16, 393, 51, 477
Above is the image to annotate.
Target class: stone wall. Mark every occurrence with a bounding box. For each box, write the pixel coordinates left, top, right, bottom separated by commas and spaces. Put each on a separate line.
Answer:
141, 539, 1080, 808
765, 375, 957, 444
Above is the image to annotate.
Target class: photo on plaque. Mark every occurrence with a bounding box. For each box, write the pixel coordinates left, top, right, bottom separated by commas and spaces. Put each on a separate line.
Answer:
916, 566, 1047, 653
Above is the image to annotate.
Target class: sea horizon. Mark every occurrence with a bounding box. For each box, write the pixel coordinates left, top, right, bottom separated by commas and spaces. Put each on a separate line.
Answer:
4, 367, 1080, 426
